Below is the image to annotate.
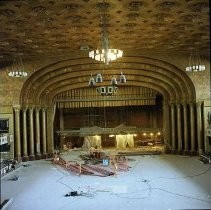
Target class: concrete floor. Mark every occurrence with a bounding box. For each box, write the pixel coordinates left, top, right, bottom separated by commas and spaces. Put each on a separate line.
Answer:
1, 150, 211, 210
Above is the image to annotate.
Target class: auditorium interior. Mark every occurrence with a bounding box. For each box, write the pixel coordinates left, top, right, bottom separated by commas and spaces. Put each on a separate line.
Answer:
0, 0, 211, 210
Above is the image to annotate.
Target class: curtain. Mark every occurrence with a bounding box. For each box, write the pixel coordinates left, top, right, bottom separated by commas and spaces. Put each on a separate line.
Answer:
82, 136, 101, 149
116, 134, 134, 149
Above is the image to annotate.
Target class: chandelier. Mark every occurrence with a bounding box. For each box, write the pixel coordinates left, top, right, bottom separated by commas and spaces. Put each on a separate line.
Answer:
88, 1, 126, 96
185, 52, 206, 72
89, 49, 123, 64
89, 72, 126, 96
88, 1, 123, 65
8, 56, 28, 77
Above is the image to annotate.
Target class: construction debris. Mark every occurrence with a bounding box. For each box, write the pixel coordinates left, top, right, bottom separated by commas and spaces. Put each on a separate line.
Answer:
53, 151, 130, 176
8, 175, 19, 181
82, 164, 114, 177
22, 163, 31, 167
65, 191, 79, 197
199, 154, 211, 164
53, 155, 116, 176
64, 191, 94, 198
1, 159, 17, 177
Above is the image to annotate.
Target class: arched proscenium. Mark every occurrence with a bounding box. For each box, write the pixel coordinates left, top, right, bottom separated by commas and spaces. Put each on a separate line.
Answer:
20, 56, 195, 106
17, 55, 198, 157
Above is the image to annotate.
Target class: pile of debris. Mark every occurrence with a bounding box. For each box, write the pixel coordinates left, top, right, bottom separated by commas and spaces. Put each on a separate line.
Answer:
0, 159, 17, 177
199, 154, 211, 164
53, 150, 130, 176
80, 150, 106, 165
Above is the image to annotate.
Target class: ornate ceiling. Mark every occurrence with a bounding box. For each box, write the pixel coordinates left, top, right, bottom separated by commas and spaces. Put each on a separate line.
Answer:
0, 0, 210, 65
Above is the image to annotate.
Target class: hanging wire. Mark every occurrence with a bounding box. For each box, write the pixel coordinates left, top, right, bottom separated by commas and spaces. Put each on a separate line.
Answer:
102, 63, 107, 130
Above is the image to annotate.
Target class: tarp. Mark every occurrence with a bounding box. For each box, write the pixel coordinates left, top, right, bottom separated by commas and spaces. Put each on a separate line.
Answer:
116, 134, 134, 149
82, 136, 101, 149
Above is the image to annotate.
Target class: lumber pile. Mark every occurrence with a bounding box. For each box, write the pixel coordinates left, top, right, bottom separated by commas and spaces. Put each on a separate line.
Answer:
82, 164, 115, 177
110, 156, 130, 171
53, 155, 115, 177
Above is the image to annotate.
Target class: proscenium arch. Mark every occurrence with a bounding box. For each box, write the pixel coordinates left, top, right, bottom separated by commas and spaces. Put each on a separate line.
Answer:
48, 82, 171, 105
36, 70, 176, 105
20, 56, 196, 106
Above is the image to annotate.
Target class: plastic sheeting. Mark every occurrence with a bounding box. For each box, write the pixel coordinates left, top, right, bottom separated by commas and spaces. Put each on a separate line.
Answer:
116, 134, 134, 149
82, 136, 101, 149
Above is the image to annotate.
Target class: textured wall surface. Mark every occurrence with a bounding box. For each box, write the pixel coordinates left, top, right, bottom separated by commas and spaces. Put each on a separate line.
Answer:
0, 55, 210, 108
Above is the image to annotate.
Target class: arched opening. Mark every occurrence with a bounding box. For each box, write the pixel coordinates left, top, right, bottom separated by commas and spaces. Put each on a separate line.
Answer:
17, 56, 198, 159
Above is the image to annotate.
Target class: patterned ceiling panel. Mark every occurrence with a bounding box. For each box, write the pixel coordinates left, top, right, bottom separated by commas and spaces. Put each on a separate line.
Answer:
0, 0, 209, 63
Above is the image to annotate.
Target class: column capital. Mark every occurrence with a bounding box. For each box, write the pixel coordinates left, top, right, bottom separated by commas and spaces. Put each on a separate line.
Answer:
46, 105, 54, 110
35, 107, 41, 112
28, 107, 34, 116
41, 107, 47, 112
170, 103, 175, 108
13, 106, 21, 112
181, 101, 188, 106
188, 101, 196, 105
176, 103, 181, 108
196, 101, 203, 107
22, 107, 28, 112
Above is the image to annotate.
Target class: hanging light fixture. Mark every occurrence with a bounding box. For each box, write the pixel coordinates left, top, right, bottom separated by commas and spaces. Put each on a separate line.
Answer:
8, 56, 28, 77
185, 52, 206, 72
88, 1, 126, 96
88, 1, 123, 65
88, 72, 126, 96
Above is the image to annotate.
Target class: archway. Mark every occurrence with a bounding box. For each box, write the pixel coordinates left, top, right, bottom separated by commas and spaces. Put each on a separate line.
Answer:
15, 55, 199, 160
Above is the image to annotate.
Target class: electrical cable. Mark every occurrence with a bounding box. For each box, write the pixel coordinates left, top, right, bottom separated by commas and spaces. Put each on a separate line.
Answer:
53, 153, 211, 205
113, 178, 211, 204
113, 165, 211, 204
153, 165, 211, 180
151, 187, 211, 203
55, 165, 96, 199
53, 164, 75, 191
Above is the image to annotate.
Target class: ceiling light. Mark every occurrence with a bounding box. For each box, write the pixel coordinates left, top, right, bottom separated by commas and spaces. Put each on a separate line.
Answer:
88, 1, 126, 96
8, 56, 28, 78
185, 52, 206, 72
88, 1, 123, 65
88, 72, 126, 96
89, 49, 123, 65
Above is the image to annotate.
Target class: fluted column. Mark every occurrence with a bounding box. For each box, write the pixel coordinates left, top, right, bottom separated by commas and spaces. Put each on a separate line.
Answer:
29, 107, 35, 160
170, 103, 176, 152
60, 108, 64, 149
22, 108, 28, 160
177, 104, 182, 153
196, 101, 203, 154
163, 102, 170, 152
190, 103, 196, 154
46, 106, 55, 157
42, 107, 47, 157
183, 103, 189, 153
35, 107, 41, 158
14, 106, 21, 161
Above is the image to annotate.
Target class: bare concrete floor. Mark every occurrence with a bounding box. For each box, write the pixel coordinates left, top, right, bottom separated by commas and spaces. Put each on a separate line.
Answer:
1, 151, 211, 210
